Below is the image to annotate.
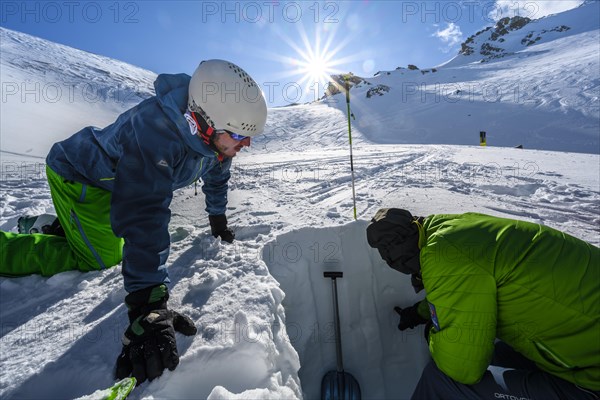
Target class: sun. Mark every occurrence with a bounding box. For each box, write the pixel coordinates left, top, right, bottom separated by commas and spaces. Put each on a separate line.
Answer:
297, 52, 334, 89
287, 33, 340, 102
259, 23, 368, 103
306, 57, 328, 82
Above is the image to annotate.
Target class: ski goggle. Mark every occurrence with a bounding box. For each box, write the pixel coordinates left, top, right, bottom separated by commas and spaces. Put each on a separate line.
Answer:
217, 130, 250, 142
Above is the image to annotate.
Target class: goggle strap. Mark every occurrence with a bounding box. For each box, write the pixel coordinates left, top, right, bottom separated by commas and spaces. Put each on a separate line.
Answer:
190, 111, 214, 145
203, 126, 214, 145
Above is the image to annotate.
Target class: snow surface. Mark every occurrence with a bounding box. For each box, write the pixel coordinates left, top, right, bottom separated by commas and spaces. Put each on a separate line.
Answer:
1, 3, 600, 399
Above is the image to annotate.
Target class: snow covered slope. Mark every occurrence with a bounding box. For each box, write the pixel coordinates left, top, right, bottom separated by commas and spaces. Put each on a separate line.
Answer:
0, 27, 155, 160
321, 1, 599, 153
1, 5, 599, 399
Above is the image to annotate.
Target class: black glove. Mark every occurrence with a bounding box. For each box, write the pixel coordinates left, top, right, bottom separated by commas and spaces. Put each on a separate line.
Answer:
394, 302, 429, 331
410, 273, 424, 293
423, 320, 433, 343
115, 284, 197, 384
209, 214, 235, 243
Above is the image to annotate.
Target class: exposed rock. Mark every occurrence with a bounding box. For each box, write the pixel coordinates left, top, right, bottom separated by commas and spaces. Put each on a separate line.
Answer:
491, 16, 531, 41
459, 27, 491, 55
459, 16, 531, 57
460, 42, 475, 55
480, 43, 504, 56
521, 25, 571, 46
366, 84, 390, 98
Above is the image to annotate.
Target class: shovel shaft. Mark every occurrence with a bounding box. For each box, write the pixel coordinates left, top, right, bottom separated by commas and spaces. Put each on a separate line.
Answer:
321, 271, 362, 400
332, 278, 344, 372
325, 272, 345, 372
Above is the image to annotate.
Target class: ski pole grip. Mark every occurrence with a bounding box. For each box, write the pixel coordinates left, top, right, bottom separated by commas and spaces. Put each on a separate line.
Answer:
324, 271, 343, 279
344, 80, 350, 104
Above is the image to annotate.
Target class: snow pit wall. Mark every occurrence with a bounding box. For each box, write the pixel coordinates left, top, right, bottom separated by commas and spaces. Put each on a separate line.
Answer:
262, 221, 431, 399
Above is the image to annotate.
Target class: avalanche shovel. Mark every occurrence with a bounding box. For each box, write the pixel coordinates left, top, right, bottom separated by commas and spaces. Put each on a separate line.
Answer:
321, 271, 362, 400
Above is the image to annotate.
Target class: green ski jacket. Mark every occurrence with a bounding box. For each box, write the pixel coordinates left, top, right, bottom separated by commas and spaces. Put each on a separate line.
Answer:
418, 213, 599, 390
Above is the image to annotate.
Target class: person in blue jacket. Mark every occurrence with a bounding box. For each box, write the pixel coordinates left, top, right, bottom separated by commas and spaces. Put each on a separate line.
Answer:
0, 59, 268, 384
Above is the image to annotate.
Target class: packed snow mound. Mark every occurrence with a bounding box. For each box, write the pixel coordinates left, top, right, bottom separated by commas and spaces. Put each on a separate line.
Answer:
0, 225, 302, 399
262, 222, 430, 399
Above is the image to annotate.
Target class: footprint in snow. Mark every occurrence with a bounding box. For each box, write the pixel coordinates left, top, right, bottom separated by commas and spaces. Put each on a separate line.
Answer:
171, 226, 192, 243
234, 224, 272, 241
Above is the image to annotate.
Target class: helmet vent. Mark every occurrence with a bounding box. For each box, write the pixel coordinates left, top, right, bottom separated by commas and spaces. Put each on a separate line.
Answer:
239, 122, 258, 132
228, 62, 257, 88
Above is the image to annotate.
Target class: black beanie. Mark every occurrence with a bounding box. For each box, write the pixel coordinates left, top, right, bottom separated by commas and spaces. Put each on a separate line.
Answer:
366, 208, 422, 275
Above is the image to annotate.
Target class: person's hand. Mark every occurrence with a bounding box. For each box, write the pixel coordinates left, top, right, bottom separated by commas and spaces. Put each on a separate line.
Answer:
394, 302, 429, 331
423, 321, 433, 343
115, 284, 197, 384
209, 214, 235, 243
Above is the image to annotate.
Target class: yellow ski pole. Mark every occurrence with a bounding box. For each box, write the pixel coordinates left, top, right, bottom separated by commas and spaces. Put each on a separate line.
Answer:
344, 76, 357, 220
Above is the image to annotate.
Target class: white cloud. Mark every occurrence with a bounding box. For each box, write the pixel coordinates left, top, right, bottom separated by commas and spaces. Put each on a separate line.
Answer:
433, 22, 464, 52
490, 0, 585, 21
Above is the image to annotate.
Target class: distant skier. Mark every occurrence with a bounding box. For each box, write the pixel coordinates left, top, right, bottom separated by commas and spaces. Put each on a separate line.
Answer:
366, 208, 599, 400
0, 59, 268, 384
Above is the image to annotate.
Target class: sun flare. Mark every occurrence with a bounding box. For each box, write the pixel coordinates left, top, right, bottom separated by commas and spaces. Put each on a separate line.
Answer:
260, 23, 367, 103
288, 32, 354, 102
299, 53, 333, 84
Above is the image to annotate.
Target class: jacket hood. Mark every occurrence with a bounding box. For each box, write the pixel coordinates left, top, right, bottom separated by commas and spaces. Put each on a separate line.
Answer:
366, 208, 422, 276
153, 73, 216, 157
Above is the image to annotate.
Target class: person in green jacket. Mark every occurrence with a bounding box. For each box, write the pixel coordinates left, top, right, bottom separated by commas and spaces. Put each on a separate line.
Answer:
366, 208, 599, 400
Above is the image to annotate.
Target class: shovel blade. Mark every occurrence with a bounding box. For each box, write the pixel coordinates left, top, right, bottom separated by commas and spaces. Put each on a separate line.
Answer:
321, 371, 361, 400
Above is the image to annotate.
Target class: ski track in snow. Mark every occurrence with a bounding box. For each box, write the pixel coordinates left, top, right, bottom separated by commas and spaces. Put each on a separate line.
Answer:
224, 145, 600, 242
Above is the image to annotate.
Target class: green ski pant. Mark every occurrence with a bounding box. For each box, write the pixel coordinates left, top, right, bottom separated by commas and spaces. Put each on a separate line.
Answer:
0, 166, 123, 276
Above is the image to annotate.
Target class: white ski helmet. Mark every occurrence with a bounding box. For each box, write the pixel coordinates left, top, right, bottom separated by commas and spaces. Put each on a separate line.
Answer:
188, 59, 267, 137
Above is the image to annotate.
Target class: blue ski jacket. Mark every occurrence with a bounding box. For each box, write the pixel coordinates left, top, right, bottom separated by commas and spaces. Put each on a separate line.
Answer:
47, 73, 232, 292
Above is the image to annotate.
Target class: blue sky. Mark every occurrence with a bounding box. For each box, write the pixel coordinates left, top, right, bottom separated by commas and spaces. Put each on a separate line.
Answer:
0, 0, 584, 106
